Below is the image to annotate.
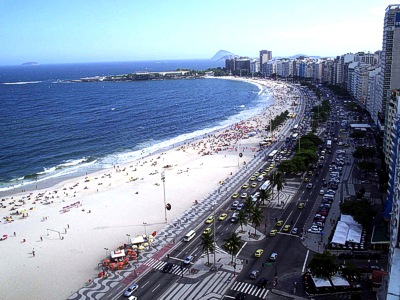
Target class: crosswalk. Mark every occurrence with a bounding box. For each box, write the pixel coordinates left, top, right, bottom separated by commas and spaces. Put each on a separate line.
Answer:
144, 258, 187, 276
231, 281, 270, 299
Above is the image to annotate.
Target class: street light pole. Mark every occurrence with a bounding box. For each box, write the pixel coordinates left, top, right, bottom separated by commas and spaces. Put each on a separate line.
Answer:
143, 222, 147, 236
104, 247, 108, 258
126, 234, 130, 244
161, 171, 167, 223
213, 201, 217, 271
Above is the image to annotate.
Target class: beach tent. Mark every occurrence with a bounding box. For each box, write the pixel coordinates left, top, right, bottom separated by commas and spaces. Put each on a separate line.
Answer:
110, 249, 125, 260
130, 236, 145, 245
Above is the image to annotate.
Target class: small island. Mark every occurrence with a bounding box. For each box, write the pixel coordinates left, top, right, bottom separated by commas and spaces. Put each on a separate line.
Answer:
21, 62, 39, 66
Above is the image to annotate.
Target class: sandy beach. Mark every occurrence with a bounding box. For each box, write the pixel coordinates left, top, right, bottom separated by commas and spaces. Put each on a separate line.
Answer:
0, 78, 300, 299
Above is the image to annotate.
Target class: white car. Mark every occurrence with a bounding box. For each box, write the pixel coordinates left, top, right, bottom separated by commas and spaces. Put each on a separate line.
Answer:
183, 255, 194, 265
306, 183, 313, 189
319, 189, 325, 195
308, 225, 323, 233
269, 253, 278, 261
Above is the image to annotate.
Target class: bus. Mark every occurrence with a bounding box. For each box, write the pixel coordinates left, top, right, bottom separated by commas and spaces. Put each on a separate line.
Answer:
260, 180, 271, 191
291, 133, 299, 141
183, 230, 196, 242
267, 150, 278, 161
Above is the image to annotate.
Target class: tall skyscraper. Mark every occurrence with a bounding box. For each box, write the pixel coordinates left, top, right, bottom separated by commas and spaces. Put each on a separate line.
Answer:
381, 5, 400, 166
259, 50, 272, 75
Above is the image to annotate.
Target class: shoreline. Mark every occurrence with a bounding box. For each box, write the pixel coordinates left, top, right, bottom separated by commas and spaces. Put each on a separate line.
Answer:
0, 76, 268, 197
0, 78, 300, 299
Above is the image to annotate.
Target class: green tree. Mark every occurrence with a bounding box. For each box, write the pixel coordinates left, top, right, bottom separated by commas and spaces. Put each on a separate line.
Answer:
308, 251, 339, 278
237, 209, 247, 232
272, 172, 286, 207
340, 199, 375, 227
200, 231, 215, 266
224, 232, 243, 263
245, 196, 254, 212
249, 206, 264, 235
258, 185, 271, 205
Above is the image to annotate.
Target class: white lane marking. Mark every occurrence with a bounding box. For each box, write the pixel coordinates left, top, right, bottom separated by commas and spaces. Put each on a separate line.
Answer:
236, 241, 247, 256
302, 249, 310, 273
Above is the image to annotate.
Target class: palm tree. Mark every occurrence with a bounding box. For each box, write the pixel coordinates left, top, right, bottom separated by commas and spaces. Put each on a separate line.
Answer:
237, 209, 247, 232
200, 231, 214, 266
258, 187, 271, 205
270, 172, 277, 202
249, 206, 264, 235
274, 171, 286, 207
224, 232, 243, 263
244, 195, 254, 212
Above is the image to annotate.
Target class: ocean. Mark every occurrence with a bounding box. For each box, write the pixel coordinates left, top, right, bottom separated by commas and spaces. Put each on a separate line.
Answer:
0, 59, 274, 194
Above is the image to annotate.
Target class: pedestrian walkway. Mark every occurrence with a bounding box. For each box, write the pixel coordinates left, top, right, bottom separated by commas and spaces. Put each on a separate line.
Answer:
231, 281, 270, 299
144, 258, 187, 277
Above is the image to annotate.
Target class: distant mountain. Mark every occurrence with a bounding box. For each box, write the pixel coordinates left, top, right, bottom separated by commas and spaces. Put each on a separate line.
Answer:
211, 50, 239, 61
21, 62, 39, 66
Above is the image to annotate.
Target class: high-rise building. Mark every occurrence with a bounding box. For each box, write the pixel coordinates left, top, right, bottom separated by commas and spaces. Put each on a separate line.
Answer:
259, 50, 272, 75
381, 5, 400, 166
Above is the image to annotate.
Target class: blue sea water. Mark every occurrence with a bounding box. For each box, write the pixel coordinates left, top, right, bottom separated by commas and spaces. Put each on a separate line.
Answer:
0, 60, 273, 193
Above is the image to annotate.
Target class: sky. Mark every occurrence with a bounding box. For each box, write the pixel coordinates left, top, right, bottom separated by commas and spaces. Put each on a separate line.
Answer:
0, 0, 395, 65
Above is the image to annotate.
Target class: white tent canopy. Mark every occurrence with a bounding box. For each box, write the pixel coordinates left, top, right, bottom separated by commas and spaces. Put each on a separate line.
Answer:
331, 215, 363, 245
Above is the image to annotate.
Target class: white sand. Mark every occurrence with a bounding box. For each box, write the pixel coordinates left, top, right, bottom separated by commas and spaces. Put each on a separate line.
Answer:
0, 78, 298, 299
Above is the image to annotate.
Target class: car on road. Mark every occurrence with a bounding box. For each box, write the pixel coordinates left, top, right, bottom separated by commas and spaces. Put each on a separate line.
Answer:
232, 192, 239, 199
251, 182, 257, 188
269, 229, 278, 236
250, 175, 256, 181
237, 202, 245, 211
162, 262, 174, 273
306, 183, 313, 189
254, 249, 264, 258
231, 212, 239, 223
304, 177, 310, 182
269, 253, 278, 261
282, 225, 290, 232
128, 296, 137, 300
276, 220, 283, 227
291, 227, 299, 235
319, 189, 325, 195
249, 270, 260, 279
203, 227, 212, 235
183, 255, 194, 265
232, 200, 239, 208
218, 213, 228, 221
307, 170, 313, 175
298, 202, 305, 209
124, 283, 139, 297
242, 183, 249, 189
240, 192, 247, 199
205, 216, 214, 224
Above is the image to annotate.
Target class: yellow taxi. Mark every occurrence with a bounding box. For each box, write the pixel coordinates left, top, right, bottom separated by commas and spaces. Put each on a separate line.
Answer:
254, 249, 264, 258
276, 220, 284, 227
251, 182, 257, 188
203, 227, 212, 235
232, 192, 239, 199
242, 183, 249, 189
269, 229, 278, 236
218, 213, 228, 221
205, 216, 214, 224
282, 225, 291, 232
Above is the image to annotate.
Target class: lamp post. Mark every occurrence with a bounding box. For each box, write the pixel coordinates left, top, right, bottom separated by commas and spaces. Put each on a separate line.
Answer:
104, 247, 108, 258
213, 201, 217, 271
161, 171, 167, 223
143, 222, 147, 236
126, 234, 130, 244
